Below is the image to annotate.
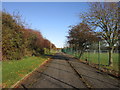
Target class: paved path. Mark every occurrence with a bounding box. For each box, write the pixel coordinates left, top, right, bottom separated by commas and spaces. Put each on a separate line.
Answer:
18, 53, 120, 89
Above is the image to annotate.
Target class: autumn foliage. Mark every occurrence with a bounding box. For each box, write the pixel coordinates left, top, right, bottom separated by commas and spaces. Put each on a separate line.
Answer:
2, 11, 56, 60
67, 23, 98, 58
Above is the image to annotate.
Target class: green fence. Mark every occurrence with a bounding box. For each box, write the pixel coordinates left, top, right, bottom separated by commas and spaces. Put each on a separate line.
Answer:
62, 48, 119, 72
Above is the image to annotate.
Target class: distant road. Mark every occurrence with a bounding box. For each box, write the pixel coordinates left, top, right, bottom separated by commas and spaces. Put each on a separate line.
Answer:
18, 53, 120, 89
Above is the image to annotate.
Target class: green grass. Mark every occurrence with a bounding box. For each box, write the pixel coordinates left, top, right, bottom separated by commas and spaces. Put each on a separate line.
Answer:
68, 52, 119, 71
2, 55, 48, 88
80, 52, 119, 71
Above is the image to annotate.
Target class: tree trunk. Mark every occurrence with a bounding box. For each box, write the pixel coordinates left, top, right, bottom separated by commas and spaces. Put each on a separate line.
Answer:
78, 51, 83, 59
108, 47, 114, 66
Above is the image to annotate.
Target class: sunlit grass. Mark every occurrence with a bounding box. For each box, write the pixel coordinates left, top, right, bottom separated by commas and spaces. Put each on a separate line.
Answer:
2, 56, 48, 88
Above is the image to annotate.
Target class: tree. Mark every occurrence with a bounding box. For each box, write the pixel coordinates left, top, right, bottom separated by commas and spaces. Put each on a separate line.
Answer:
2, 12, 25, 60
81, 2, 119, 66
2, 11, 56, 60
67, 23, 97, 58
43, 39, 56, 53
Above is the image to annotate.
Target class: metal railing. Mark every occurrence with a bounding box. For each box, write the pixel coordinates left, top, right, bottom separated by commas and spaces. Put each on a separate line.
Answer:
62, 48, 119, 72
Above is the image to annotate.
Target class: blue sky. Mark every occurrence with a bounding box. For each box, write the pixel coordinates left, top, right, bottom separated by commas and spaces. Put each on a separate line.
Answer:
2, 2, 89, 48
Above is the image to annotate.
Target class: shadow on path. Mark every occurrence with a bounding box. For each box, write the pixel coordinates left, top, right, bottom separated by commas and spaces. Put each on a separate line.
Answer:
44, 65, 75, 75
36, 71, 80, 90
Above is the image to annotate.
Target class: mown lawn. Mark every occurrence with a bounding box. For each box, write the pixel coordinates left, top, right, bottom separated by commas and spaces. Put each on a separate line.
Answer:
80, 52, 119, 71
2, 55, 48, 88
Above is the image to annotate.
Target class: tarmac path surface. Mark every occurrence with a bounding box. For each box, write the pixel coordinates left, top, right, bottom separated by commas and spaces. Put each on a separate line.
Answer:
18, 53, 120, 89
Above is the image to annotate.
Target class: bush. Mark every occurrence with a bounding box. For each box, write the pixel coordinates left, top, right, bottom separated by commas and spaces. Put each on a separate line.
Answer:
2, 11, 56, 60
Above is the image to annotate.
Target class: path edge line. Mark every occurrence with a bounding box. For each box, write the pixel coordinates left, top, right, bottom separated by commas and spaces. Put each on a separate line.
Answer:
11, 57, 52, 88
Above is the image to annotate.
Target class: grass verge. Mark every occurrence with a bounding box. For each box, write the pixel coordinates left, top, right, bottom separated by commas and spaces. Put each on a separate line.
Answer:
2, 55, 48, 88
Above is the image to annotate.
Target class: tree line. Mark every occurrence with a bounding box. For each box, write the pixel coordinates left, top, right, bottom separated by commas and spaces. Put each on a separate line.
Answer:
2, 11, 56, 60
65, 2, 119, 66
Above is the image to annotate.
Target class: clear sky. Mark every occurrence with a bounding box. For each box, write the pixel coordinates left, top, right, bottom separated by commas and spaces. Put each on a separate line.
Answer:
2, 2, 89, 48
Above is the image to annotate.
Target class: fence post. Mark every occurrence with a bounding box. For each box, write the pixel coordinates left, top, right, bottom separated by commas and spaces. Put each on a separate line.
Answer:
98, 41, 100, 69
87, 50, 89, 64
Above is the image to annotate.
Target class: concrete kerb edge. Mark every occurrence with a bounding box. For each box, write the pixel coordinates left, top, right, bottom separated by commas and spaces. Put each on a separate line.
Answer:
11, 57, 52, 88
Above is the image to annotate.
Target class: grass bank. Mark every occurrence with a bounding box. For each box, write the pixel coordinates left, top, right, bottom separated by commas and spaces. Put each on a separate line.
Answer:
2, 55, 48, 88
